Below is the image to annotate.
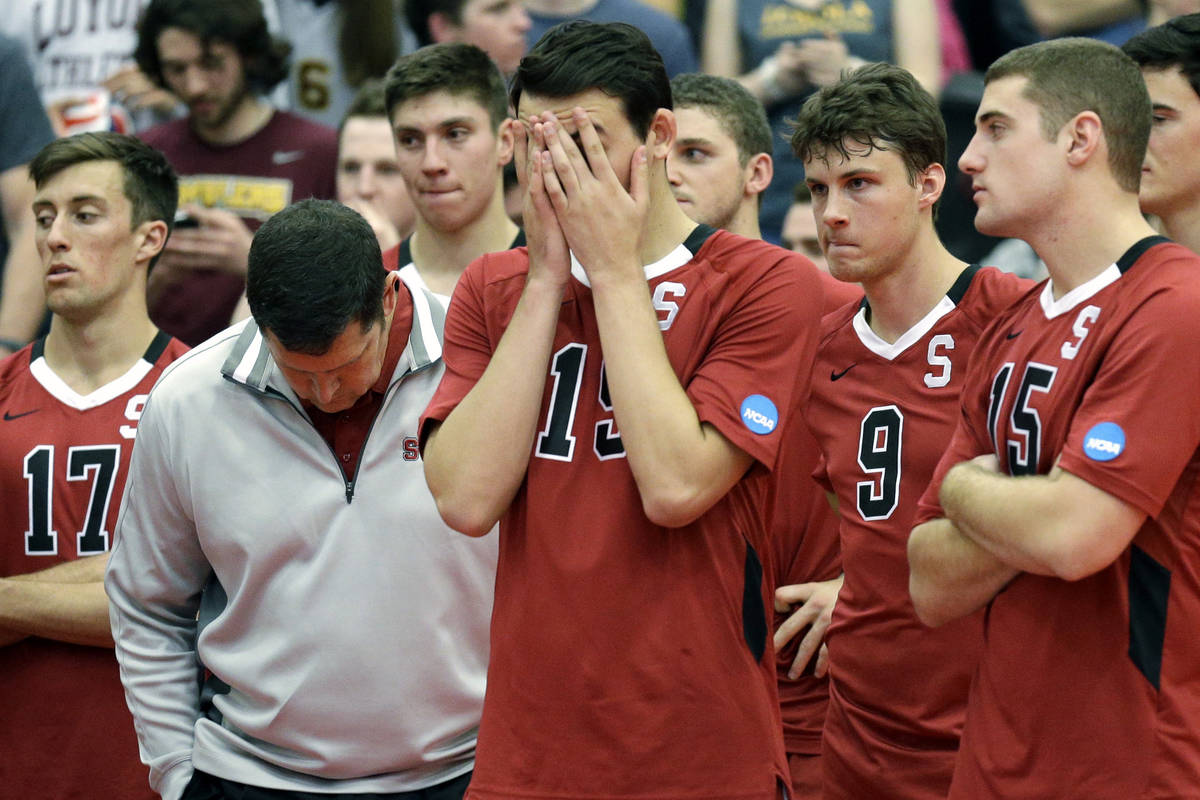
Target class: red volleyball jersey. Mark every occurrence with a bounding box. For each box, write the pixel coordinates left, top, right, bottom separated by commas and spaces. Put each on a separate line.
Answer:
807, 265, 1028, 799
0, 330, 187, 798
422, 226, 823, 799
769, 269, 860, 759
916, 238, 1200, 799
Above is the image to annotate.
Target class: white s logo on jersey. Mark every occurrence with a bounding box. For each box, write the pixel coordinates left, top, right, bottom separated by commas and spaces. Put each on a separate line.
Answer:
1062, 305, 1100, 360
653, 282, 686, 331
924, 334, 955, 388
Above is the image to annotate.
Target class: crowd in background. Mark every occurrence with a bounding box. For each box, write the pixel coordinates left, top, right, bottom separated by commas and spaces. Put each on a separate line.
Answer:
4, 0, 1199, 354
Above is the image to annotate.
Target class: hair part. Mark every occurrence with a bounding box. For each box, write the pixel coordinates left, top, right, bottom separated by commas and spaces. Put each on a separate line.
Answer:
510, 21, 671, 139
671, 73, 772, 164
246, 199, 387, 354
385, 42, 509, 129
135, 0, 291, 94
987, 37, 1150, 193
29, 132, 179, 270
1123, 12, 1200, 99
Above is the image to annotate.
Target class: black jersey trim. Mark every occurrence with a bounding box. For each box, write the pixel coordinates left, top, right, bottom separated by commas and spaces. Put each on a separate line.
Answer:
947, 263, 983, 305
741, 535, 767, 662
142, 329, 173, 363
859, 263, 981, 323
397, 236, 414, 267
1117, 236, 1171, 274
683, 223, 719, 255
1128, 543, 1170, 690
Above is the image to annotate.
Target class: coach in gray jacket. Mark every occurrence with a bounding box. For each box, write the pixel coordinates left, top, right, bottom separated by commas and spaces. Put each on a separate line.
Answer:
106, 199, 497, 800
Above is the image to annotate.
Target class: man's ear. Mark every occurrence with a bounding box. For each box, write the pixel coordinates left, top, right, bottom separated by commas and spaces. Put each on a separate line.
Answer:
1063, 110, 1103, 169
497, 117, 516, 167
744, 153, 773, 198
647, 108, 676, 160
137, 220, 169, 266
916, 162, 946, 211
381, 270, 400, 318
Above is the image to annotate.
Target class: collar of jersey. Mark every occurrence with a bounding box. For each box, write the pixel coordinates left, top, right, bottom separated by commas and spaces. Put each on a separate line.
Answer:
568, 242, 694, 288
851, 295, 957, 361
30, 353, 155, 410
1039, 263, 1121, 319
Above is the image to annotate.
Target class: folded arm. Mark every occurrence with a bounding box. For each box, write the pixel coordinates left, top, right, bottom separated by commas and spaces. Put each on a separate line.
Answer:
0, 553, 113, 647
939, 457, 1145, 581
908, 517, 1018, 627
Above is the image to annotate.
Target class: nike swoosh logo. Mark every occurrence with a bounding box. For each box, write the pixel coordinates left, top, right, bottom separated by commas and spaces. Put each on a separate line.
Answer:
4, 409, 39, 421
272, 150, 305, 165
1006, 330, 1022, 339
830, 364, 857, 381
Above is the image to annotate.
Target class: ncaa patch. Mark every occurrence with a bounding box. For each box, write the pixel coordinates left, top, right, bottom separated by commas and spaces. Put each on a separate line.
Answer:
1083, 422, 1125, 462
741, 395, 778, 435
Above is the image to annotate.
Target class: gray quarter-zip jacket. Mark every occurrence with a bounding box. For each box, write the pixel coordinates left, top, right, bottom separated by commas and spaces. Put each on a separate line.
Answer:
106, 277, 497, 800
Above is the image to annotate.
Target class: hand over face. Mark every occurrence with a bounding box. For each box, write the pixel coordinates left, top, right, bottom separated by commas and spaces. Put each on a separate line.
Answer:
533, 107, 650, 283
513, 118, 571, 289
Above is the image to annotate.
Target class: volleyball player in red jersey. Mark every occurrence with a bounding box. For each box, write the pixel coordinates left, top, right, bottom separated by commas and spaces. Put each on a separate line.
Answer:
911, 38, 1200, 799
666, 70, 858, 797
422, 22, 824, 800
0, 132, 186, 798
783, 63, 1028, 800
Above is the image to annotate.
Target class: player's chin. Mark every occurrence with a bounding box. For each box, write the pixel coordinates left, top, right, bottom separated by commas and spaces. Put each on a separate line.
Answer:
827, 263, 863, 284
971, 208, 1012, 239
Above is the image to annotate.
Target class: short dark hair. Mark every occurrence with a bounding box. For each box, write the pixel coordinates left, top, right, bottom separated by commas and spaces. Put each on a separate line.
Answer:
987, 37, 1150, 193
1123, 12, 1200, 99
510, 21, 670, 139
246, 199, 386, 354
791, 62, 946, 185
339, 77, 389, 138
404, 0, 468, 48
135, 0, 291, 94
385, 43, 509, 129
29, 132, 178, 270
671, 73, 772, 163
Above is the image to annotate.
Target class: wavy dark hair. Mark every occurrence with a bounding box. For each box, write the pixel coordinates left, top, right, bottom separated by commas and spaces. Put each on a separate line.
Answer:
1123, 13, 1200, 99
791, 62, 945, 186
135, 0, 291, 94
